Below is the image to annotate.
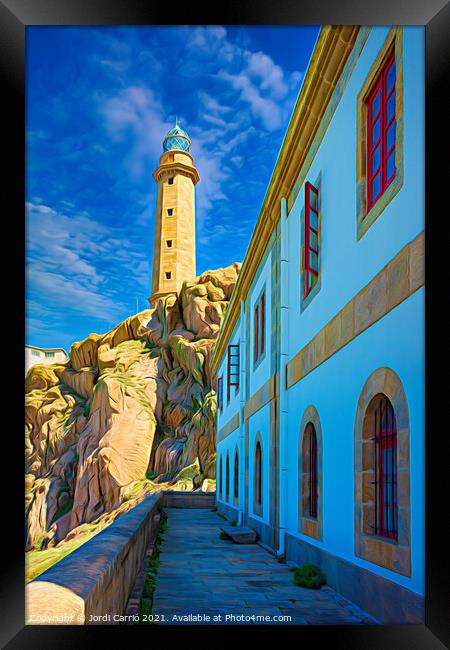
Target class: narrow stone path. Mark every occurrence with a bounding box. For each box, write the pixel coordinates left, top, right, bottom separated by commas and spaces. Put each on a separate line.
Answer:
152, 508, 377, 625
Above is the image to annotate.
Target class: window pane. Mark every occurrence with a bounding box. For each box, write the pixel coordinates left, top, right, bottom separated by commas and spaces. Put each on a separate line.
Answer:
310, 251, 318, 272
386, 60, 396, 93
386, 120, 396, 152
309, 211, 318, 232
371, 144, 381, 173
310, 188, 318, 211
371, 89, 381, 120
386, 90, 396, 123
371, 117, 380, 146
309, 230, 318, 251
386, 150, 396, 180
371, 172, 381, 201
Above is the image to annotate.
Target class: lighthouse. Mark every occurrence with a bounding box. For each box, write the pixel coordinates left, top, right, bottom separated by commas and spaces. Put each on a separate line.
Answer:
149, 121, 199, 305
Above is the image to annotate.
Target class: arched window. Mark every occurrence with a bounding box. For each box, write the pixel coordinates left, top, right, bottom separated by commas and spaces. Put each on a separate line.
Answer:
234, 449, 239, 504
298, 406, 323, 541
254, 440, 262, 515
366, 393, 398, 540
355, 368, 410, 576
225, 453, 230, 502
302, 423, 318, 519
219, 455, 223, 500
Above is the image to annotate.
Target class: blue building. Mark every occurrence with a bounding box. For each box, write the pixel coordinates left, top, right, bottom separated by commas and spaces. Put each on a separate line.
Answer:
211, 25, 424, 623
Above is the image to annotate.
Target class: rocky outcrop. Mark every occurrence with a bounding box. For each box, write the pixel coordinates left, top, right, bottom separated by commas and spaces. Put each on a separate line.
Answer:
25, 263, 240, 553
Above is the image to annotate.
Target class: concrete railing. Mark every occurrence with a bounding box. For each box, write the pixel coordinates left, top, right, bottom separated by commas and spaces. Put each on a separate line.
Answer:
26, 490, 215, 625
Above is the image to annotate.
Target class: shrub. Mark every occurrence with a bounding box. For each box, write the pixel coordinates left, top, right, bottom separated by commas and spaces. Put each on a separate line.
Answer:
292, 564, 326, 589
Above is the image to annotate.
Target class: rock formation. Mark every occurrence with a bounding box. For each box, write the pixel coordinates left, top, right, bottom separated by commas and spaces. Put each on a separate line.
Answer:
25, 263, 240, 555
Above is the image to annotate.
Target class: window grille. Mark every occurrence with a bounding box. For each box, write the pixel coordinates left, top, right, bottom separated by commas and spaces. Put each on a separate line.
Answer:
372, 394, 398, 540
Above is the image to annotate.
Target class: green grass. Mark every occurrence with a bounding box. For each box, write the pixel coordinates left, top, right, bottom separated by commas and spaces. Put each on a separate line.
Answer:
26, 524, 101, 582
135, 508, 168, 625
292, 564, 326, 589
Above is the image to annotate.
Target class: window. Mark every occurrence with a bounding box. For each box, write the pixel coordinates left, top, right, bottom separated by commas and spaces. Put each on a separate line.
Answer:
227, 344, 240, 402
355, 368, 411, 576
254, 439, 262, 515
356, 29, 404, 241
217, 376, 223, 414
367, 49, 396, 211
234, 449, 239, 505
253, 290, 265, 365
165, 271, 171, 280
166, 240, 173, 248
45, 351, 55, 358
167, 208, 173, 216
299, 406, 323, 540
304, 181, 319, 297
219, 456, 223, 500
226, 453, 230, 502
31, 350, 40, 357
302, 423, 318, 519
372, 394, 398, 540
168, 177, 174, 185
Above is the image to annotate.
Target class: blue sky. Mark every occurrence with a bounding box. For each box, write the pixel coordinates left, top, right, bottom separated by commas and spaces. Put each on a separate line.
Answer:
26, 25, 319, 351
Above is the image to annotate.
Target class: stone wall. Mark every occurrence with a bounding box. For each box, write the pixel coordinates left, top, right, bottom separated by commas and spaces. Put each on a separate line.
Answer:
26, 491, 216, 625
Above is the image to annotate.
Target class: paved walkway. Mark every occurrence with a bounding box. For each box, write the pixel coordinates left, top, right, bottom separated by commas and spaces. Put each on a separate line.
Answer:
152, 508, 377, 625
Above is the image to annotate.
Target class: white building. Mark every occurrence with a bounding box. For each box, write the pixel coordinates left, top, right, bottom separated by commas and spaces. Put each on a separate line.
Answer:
25, 345, 67, 375
211, 26, 424, 624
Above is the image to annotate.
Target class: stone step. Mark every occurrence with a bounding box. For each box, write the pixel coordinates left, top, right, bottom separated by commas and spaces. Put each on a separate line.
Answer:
221, 525, 258, 544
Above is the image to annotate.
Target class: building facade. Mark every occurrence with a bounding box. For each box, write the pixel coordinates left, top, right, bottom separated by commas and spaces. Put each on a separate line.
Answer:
211, 26, 424, 623
150, 121, 199, 305
25, 345, 67, 374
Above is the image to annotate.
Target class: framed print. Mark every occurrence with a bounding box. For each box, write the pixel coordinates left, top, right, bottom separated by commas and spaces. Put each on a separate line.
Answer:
1, 0, 449, 647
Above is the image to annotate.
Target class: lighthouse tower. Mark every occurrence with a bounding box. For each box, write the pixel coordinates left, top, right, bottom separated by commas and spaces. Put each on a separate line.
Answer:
149, 121, 199, 305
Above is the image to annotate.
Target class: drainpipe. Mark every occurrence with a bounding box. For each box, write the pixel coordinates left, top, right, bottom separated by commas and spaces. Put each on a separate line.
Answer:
276, 197, 289, 557
238, 299, 246, 527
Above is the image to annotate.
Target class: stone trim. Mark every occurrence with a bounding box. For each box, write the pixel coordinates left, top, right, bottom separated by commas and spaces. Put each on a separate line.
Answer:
286, 231, 424, 390
354, 368, 411, 576
243, 375, 276, 422
285, 533, 423, 623
211, 27, 362, 375
298, 406, 323, 541
356, 28, 404, 240
217, 412, 240, 442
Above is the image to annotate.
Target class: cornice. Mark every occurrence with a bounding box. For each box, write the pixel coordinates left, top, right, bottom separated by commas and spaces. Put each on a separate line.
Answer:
153, 161, 200, 185
211, 26, 360, 374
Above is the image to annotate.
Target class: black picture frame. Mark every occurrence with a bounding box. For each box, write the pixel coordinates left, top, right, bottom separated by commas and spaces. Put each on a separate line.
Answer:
2, 0, 448, 647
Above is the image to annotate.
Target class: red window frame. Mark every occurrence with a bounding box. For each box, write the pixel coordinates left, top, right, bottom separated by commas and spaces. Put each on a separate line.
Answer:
373, 395, 398, 541
304, 181, 319, 297
227, 344, 240, 402
253, 303, 259, 363
254, 291, 266, 364
366, 49, 396, 212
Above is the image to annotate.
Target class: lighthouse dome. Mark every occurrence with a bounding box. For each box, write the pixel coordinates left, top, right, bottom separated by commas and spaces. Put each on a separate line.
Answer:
163, 123, 191, 153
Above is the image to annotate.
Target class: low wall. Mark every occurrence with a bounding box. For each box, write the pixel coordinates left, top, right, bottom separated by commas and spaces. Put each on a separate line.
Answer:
26, 490, 216, 625
163, 491, 215, 509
